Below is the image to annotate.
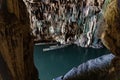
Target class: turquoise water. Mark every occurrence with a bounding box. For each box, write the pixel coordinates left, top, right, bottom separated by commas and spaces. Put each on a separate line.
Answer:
34, 44, 110, 80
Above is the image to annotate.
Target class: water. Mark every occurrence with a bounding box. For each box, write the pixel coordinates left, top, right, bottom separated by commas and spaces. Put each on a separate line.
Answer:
34, 44, 110, 80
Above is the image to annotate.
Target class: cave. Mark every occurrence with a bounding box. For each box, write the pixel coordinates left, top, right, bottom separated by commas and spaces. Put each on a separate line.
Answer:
0, 0, 120, 80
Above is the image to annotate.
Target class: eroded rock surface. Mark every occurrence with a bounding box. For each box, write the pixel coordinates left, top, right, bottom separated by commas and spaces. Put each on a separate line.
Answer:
25, 0, 108, 48
101, 0, 120, 79
0, 0, 38, 80
101, 0, 120, 57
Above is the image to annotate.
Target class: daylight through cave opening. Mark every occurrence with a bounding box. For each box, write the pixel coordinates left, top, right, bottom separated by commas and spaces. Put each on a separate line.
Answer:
22, 0, 119, 80
0, 0, 120, 80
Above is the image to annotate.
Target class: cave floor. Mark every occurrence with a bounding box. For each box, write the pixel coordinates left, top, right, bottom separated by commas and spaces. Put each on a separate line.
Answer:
34, 44, 110, 80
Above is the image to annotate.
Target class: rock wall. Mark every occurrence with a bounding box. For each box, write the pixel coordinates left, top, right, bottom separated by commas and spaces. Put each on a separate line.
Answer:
26, 0, 109, 48
0, 0, 38, 80
101, 0, 120, 79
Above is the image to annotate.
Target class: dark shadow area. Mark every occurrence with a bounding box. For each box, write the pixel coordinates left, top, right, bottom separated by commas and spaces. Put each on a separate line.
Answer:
0, 52, 13, 80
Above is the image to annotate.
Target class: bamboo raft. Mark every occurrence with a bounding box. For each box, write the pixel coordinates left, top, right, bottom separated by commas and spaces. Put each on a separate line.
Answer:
43, 44, 71, 52
35, 42, 58, 46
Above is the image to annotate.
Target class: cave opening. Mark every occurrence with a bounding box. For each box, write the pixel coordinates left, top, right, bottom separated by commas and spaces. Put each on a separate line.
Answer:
24, 0, 112, 80
0, 0, 120, 80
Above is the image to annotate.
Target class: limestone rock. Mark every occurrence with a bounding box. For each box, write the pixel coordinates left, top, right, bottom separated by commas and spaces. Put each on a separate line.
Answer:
101, 0, 120, 79
101, 0, 120, 57
0, 0, 38, 80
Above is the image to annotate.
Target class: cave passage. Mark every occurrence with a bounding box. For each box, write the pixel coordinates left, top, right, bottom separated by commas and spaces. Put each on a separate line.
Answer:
34, 45, 110, 80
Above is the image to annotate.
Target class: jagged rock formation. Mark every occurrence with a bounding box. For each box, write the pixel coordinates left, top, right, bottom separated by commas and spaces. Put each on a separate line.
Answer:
27, 0, 109, 48
0, 0, 38, 80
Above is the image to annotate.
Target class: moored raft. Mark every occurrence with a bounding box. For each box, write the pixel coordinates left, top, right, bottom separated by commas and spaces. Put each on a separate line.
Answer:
43, 44, 71, 52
